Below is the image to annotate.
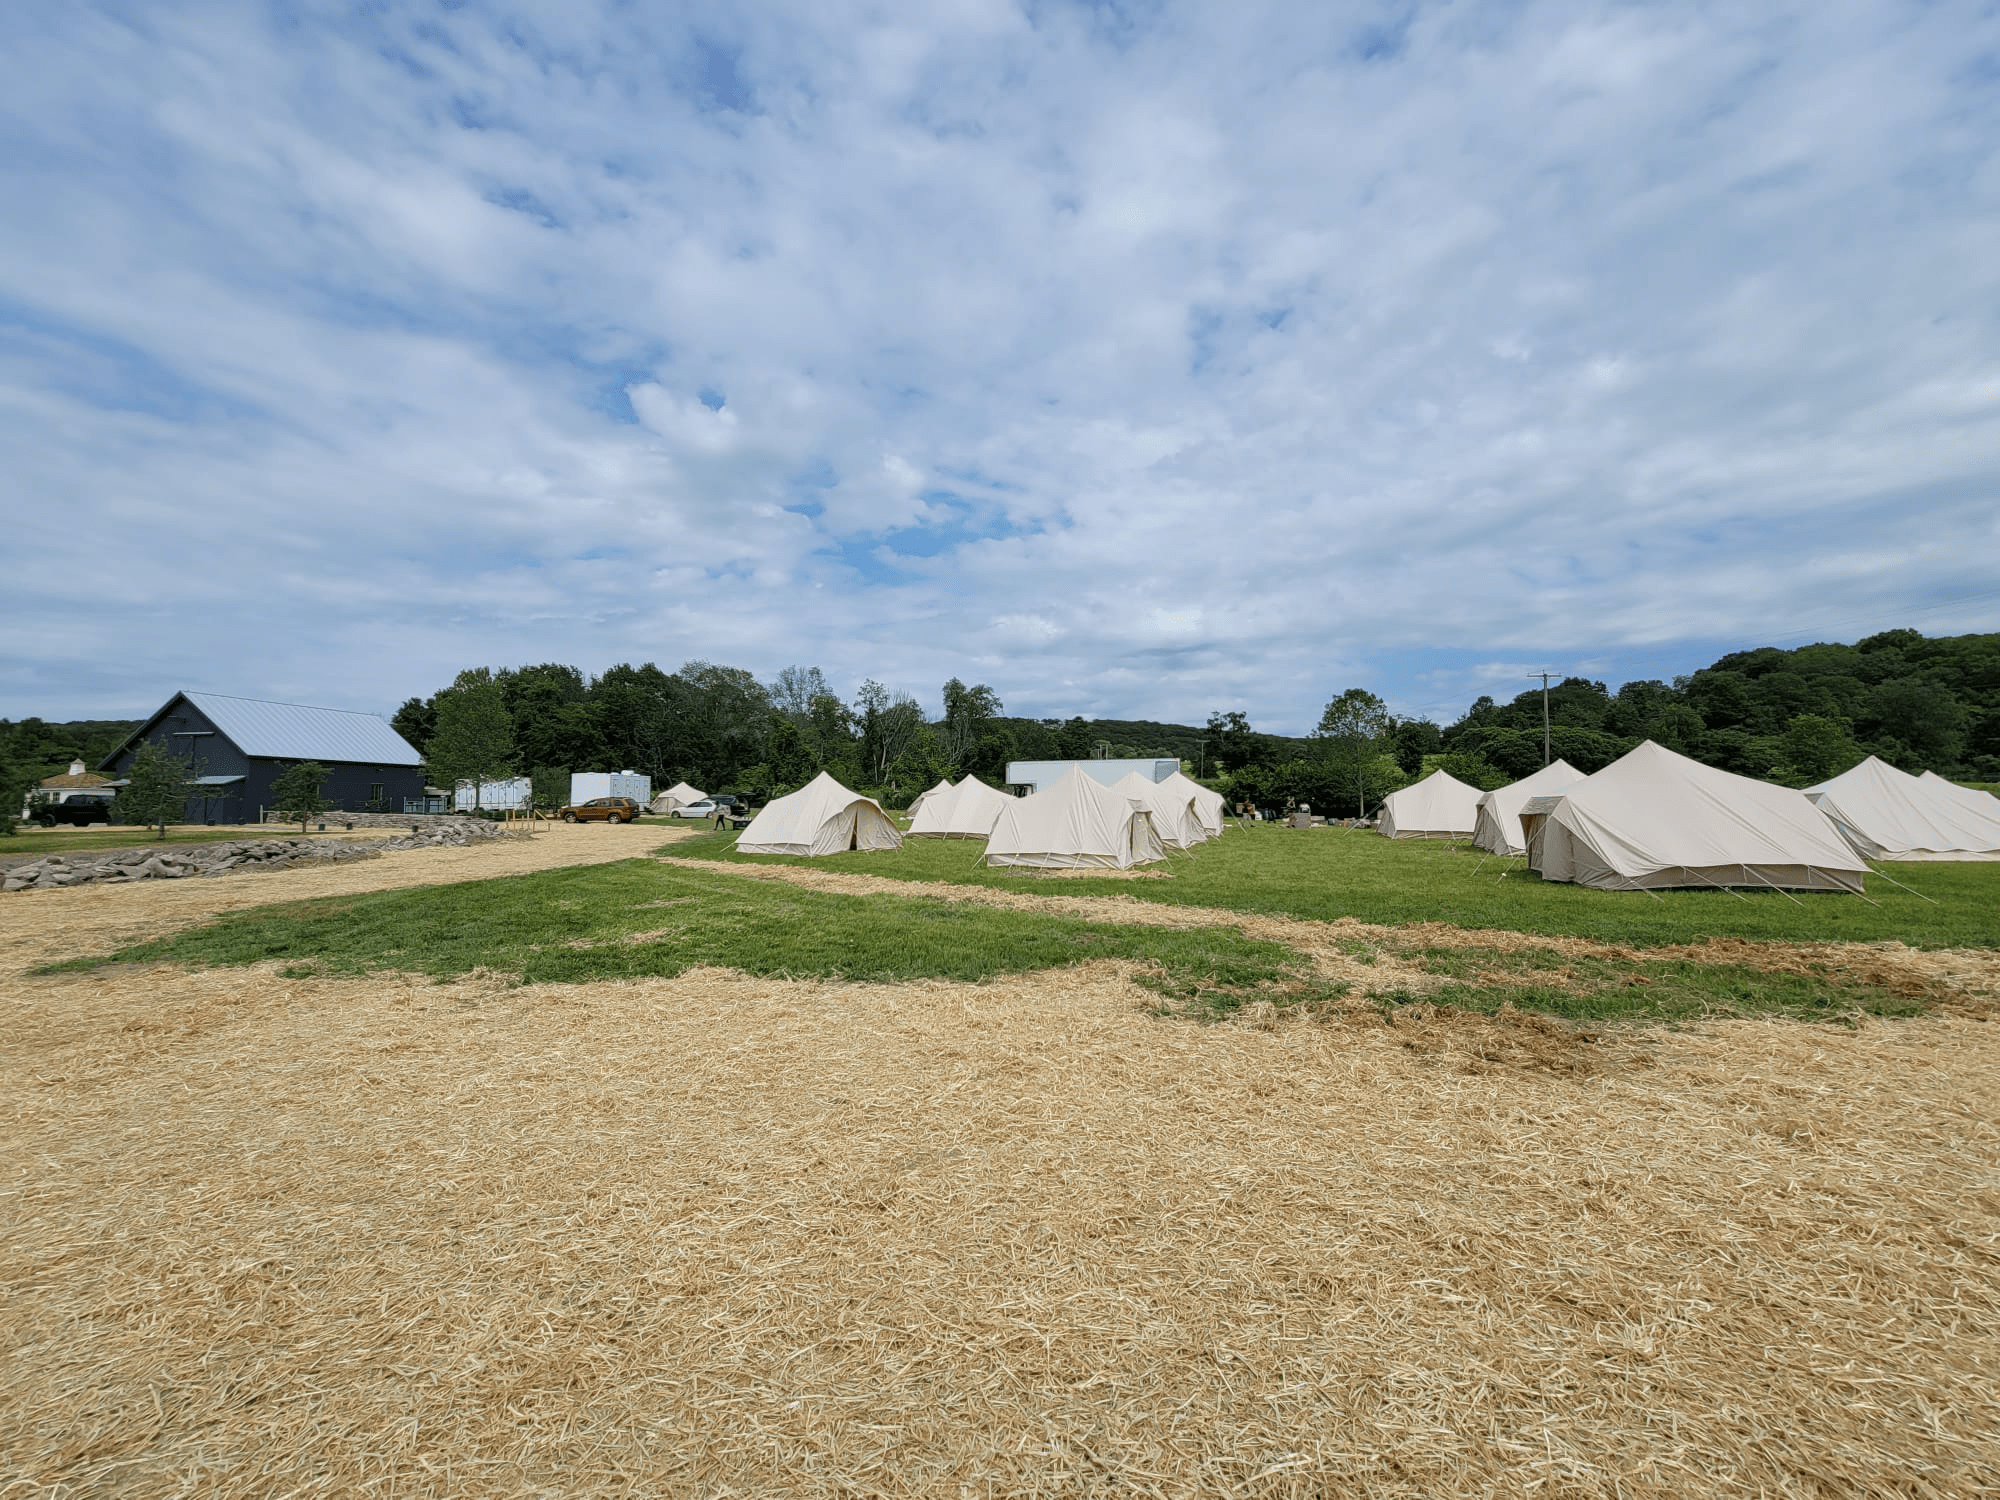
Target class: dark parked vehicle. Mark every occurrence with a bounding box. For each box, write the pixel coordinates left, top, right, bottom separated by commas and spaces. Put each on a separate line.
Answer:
559, 796, 644, 824
35, 796, 113, 827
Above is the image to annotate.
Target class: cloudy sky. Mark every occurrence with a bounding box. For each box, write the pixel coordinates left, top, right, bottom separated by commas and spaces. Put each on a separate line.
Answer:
5, 1, 1998, 732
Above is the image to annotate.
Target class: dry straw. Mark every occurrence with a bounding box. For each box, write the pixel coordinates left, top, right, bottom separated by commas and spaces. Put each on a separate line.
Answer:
4, 835, 1997, 1496
6, 952, 1998, 1496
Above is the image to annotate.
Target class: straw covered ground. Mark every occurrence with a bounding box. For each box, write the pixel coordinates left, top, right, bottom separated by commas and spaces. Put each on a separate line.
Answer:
0, 822, 688, 973
4, 837, 1998, 1496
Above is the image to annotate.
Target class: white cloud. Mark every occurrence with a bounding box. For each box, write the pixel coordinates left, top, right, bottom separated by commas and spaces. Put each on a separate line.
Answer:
2, 0, 1997, 730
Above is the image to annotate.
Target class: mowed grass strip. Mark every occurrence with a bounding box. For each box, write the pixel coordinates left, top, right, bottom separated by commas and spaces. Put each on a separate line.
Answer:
40, 858, 1933, 1027
675, 823, 2000, 949
1358, 943, 1927, 1026
41, 859, 1304, 998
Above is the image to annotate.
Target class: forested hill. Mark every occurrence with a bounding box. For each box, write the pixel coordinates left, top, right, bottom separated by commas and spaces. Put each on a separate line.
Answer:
1436, 629, 1998, 783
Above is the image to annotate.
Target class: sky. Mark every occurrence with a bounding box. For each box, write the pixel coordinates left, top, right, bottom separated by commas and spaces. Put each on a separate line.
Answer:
4, 1, 1999, 734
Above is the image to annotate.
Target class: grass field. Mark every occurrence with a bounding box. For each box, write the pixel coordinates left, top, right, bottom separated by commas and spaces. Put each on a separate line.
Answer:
675, 823, 2000, 948
46, 851, 1954, 1026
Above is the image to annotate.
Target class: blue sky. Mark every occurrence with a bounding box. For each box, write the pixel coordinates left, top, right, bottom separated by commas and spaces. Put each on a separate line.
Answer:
4, 1, 1998, 734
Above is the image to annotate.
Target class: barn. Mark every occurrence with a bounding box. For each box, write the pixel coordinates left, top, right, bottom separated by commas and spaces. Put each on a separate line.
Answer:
100, 691, 426, 825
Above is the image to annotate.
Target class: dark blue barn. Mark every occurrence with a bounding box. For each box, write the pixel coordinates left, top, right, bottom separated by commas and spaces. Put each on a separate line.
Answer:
101, 691, 427, 824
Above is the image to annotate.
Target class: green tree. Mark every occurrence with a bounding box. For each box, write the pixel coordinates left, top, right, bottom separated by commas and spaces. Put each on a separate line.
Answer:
855, 680, 925, 783
270, 761, 333, 832
530, 765, 570, 811
0, 740, 34, 837
940, 679, 1003, 768
1768, 714, 1862, 786
766, 714, 816, 793
1423, 752, 1510, 791
391, 696, 436, 757
427, 669, 517, 806
113, 740, 207, 840
1314, 688, 1393, 818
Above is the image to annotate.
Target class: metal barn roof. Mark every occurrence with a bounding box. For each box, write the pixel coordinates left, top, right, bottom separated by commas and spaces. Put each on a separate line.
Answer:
180, 692, 423, 765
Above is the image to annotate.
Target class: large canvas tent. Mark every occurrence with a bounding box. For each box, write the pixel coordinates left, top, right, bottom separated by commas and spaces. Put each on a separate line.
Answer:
907, 775, 1015, 839
1111, 772, 1209, 850
648, 781, 707, 815
984, 767, 1165, 869
1920, 771, 2000, 816
1378, 769, 1483, 840
736, 772, 902, 856
1158, 770, 1227, 836
1472, 759, 1586, 857
1519, 741, 1866, 893
905, 779, 954, 818
1805, 757, 2000, 860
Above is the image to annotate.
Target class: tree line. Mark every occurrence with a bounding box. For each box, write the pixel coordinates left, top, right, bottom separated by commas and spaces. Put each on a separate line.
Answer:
4, 628, 1991, 832
1208, 629, 2000, 815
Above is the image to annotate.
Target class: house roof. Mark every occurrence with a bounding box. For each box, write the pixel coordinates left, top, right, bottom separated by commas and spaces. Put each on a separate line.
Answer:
39, 770, 112, 789
103, 691, 423, 769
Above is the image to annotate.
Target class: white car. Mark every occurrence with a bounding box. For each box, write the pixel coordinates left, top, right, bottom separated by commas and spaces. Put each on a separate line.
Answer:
668, 799, 719, 819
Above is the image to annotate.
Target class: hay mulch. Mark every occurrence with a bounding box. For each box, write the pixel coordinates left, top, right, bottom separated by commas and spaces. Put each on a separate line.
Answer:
662, 857, 2000, 1012
3, 957, 1997, 1497
0, 825, 693, 977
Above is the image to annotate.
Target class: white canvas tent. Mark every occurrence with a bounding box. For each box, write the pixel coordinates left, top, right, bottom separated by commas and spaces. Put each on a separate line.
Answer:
1920, 771, 2000, 816
1158, 770, 1227, 836
907, 775, 1015, 839
1472, 759, 1586, 857
1805, 757, 2000, 860
984, 767, 1165, 868
1378, 769, 1483, 840
905, 778, 954, 818
736, 772, 902, 856
1520, 740, 1867, 893
1111, 772, 1209, 850
648, 781, 707, 815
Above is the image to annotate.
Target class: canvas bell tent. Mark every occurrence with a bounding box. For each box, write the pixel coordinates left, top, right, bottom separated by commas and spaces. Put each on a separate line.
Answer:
906, 775, 1015, 839
1378, 769, 1483, 840
984, 767, 1166, 869
736, 772, 902, 856
1805, 757, 2000, 860
1111, 772, 1210, 850
1472, 759, 1586, 857
905, 778, 954, 818
1158, 770, 1227, 836
649, 781, 707, 815
1519, 741, 1867, 893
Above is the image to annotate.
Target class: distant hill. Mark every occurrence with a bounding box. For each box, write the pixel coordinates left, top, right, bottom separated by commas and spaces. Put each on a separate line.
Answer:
0, 717, 142, 780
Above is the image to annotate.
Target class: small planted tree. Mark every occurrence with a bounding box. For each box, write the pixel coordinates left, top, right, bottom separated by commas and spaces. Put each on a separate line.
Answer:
270, 761, 332, 832
114, 741, 206, 840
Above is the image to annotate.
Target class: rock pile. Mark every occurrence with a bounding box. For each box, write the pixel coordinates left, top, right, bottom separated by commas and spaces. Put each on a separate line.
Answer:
2, 820, 512, 893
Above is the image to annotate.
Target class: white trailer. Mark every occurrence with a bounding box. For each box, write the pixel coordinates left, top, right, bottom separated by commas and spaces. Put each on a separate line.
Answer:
454, 776, 532, 812
569, 770, 652, 805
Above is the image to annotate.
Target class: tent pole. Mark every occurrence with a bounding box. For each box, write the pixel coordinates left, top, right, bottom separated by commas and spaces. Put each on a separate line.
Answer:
1740, 863, 1806, 908
1681, 866, 1751, 903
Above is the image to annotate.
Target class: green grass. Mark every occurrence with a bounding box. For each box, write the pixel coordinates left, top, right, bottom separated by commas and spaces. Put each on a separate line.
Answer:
668, 823, 2000, 950
1363, 944, 1926, 1025
39, 859, 1304, 1004
0, 826, 347, 857
38, 854, 1946, 1028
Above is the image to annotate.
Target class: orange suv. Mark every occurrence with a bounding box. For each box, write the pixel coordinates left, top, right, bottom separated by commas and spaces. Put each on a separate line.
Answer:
559, 796, 644, 824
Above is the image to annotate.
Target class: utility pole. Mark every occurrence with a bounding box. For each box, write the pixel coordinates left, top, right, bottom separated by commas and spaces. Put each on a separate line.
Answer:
1529, 672, 1554, 766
